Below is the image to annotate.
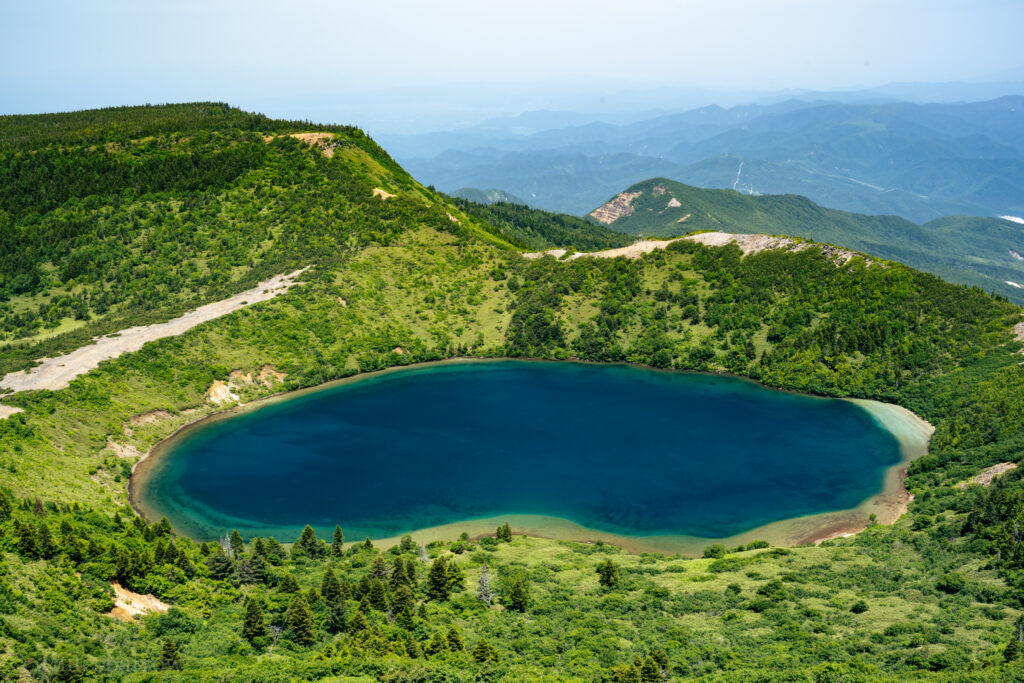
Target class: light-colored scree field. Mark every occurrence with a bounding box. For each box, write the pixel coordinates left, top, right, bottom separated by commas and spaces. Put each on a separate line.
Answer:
0, 268, 307, 394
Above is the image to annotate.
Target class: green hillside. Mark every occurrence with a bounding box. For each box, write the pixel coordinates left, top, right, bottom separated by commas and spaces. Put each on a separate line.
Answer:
1, 105, 1024, 681
450, 197, 633, 251
588, 178, 1024, 303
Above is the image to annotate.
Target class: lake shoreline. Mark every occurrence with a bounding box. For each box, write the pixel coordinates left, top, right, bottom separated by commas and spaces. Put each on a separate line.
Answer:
129, 357, 933, 555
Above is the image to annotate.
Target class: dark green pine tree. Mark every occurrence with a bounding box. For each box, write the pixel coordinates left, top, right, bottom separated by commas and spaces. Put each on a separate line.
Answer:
278, 573, 300, 593
229, 530, 245, 558
321, 568, 341, 604
369, 555, 389, 579
35, 522, 57, 559
14, 520, 36, 558
295, 525, 321, 558
331, 525, 345, 556
472, 638, 500, 662
158, 639, 183, 670
242, 598, 266, 643
446, 627, 464, 652
367, 578, 388, 611
393, 584, 416, 628
495, 522, 512, 542
506, 577, 530, 612
325, 598, 347, 634
362, 536, 373, 550
286, 593, 316, 646
253, 538, 267, 558
596, 559, 619, 588
446, 559, 465, 593
639, 656, 662, 683
426, 556, 451, 601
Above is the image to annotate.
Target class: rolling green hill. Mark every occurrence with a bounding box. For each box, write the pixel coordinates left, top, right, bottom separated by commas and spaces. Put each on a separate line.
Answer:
2, 104, 1024, 681
588, 178, 1024, 303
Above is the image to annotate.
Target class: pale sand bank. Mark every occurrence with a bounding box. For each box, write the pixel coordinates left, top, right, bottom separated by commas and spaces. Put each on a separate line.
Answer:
130, 359, 934, 556
0, 268, 307, 393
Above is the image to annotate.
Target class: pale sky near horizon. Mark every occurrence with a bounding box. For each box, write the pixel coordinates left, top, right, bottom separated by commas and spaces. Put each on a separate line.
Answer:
2, 0, 1023, 130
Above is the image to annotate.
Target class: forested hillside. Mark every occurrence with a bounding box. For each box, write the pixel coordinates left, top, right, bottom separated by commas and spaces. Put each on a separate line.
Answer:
1, 104, 1024, 681
587, 178, 1024, 304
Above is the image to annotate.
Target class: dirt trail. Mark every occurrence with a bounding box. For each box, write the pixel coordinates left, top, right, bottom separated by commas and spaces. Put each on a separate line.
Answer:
0, 268, 307, 393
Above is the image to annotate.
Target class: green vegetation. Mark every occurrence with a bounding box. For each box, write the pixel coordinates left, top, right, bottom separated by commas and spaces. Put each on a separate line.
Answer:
1, 104, 1024, 680
451, 196, 633, 251
590, 178, 1024, 304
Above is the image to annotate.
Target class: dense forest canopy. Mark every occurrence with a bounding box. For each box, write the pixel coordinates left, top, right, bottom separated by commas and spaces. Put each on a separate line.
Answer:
0, 104, 1023, 681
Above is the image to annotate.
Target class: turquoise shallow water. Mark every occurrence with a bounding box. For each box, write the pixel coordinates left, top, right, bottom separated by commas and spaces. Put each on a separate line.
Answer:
133, 361, 902, 541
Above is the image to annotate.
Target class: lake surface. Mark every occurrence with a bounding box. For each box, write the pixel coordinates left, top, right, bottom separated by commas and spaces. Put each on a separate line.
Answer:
133, 361, 904, 542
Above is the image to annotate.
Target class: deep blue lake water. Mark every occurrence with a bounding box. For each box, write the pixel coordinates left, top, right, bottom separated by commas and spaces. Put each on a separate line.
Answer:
134, 361, 902, 541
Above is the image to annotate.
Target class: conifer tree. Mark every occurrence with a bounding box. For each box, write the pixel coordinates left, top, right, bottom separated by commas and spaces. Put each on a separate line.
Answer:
35, 523, 57, 559
425, 631, 447, 656
295, 525, 321, 558
399, 534, 416, 552
506, 576, 530, 612
362, 536, 373, 550
286, 593, 316, 646
331, 525, 345, 556
393, 584, 416, 628
447, 559, 466, 593
278, 573, 300, 593
446, 627, 464, 652
158, 639, 183, 670
242, 598, 266, 643
347, 611, 369, 633
496, 522, 512, 542
229, 530, 245, 558
368, 578, 388, 611
325, 599, 347, 634
472, 638, 500, 662
426, 555, 451, 601
596, 559, 620, 589
369, 555, 389, 579
253, 537, 267, 558
321, 567, 341, 604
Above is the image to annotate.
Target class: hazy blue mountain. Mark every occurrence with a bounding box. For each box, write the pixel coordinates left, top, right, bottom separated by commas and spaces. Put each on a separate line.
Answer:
390, 96, 1024, 222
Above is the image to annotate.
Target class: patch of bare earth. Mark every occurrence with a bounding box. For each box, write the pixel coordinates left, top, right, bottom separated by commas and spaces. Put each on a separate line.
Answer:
957, 462, 1018, 489
0, 405, 23, 420
107, 582, 169, 622
524, 232, 878, 267
373, 188, 397, 200
0, 269, 307, 394
589, 191, 642, 224
1013, 321, 1024, 344
667, 197, 682, 208
207, 364, 288, 405
267, 132, 337, 157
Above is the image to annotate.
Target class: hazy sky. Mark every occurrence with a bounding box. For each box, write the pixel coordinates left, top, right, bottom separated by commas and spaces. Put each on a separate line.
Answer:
2, 0, 1023, 131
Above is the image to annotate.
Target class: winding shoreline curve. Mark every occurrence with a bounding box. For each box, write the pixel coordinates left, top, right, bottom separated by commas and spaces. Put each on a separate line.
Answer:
128, 358, 933, 555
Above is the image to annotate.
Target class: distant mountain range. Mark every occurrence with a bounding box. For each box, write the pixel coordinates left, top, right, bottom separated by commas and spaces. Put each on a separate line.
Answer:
383, 96, 1024, 222
585, 178, 1024, 303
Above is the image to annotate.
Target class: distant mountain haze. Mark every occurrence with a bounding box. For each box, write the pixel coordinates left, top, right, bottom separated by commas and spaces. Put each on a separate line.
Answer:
386, 96, 1024, 222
